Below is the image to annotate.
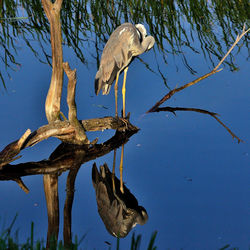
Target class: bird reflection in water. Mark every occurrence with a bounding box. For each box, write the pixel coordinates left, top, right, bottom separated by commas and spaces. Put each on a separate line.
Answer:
92, 162, 148, 238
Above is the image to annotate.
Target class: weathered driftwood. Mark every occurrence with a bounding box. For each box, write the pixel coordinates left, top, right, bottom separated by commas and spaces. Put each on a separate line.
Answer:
0, 127, 138, 190
0, 116, 135, 169
42, 0, 89, 145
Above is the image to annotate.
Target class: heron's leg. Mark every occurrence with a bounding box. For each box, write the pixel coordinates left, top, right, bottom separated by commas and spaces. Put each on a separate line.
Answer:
119, 144, 125, 193
122, 67, 128, 118
114, 72, 120, 117
112, 149, 117, 192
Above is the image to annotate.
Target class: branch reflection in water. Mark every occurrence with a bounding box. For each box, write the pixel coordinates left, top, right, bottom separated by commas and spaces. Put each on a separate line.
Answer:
0, 128, 138, 248
153, 106, 243, 143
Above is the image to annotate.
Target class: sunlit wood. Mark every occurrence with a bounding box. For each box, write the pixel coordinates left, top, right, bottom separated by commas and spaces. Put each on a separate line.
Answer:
42, 0, 64, 123
63, 62, 89, 144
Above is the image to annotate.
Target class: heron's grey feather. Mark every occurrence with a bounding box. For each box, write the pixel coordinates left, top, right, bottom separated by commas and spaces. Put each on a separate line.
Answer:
95, 23, 155, 96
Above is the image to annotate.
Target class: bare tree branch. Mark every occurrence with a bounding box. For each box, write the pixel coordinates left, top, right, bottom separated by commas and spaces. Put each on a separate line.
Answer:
147, 25, 250, 113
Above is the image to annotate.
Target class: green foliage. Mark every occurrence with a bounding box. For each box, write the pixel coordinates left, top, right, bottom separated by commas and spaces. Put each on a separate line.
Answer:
0, 216, 158, 249
0, 0, 249, 90
0, 219, 243, 250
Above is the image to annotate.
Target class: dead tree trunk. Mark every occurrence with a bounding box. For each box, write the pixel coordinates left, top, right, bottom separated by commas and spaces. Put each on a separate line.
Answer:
42, 0, 64, 123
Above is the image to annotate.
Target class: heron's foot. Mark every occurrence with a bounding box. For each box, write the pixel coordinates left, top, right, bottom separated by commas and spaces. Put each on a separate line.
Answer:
121, 112, 131, 130
120, 117, 129, 130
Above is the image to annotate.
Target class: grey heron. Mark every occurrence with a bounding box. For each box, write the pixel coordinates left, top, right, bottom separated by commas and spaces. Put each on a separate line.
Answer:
92, 163, 148, 238
95, 23, 155, 118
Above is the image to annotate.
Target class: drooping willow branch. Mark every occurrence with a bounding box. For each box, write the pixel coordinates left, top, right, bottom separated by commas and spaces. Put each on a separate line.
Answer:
147, 25, 250, 113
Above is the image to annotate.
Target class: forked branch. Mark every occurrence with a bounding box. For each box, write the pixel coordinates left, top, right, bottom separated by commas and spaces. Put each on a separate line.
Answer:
63, 62, 89, 145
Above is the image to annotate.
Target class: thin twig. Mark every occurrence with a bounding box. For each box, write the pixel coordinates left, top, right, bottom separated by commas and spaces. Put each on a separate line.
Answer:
214, 24, 249, 71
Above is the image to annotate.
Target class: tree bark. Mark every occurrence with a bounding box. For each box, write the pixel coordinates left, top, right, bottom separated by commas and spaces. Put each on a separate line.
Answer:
42, 0, 64, 123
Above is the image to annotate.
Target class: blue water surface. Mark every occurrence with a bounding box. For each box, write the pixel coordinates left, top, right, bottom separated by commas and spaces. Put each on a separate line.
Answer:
0, 22, 249, 250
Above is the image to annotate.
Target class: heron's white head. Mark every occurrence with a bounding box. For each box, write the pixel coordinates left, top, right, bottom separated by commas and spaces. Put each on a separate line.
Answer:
135, 24, 147, 40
